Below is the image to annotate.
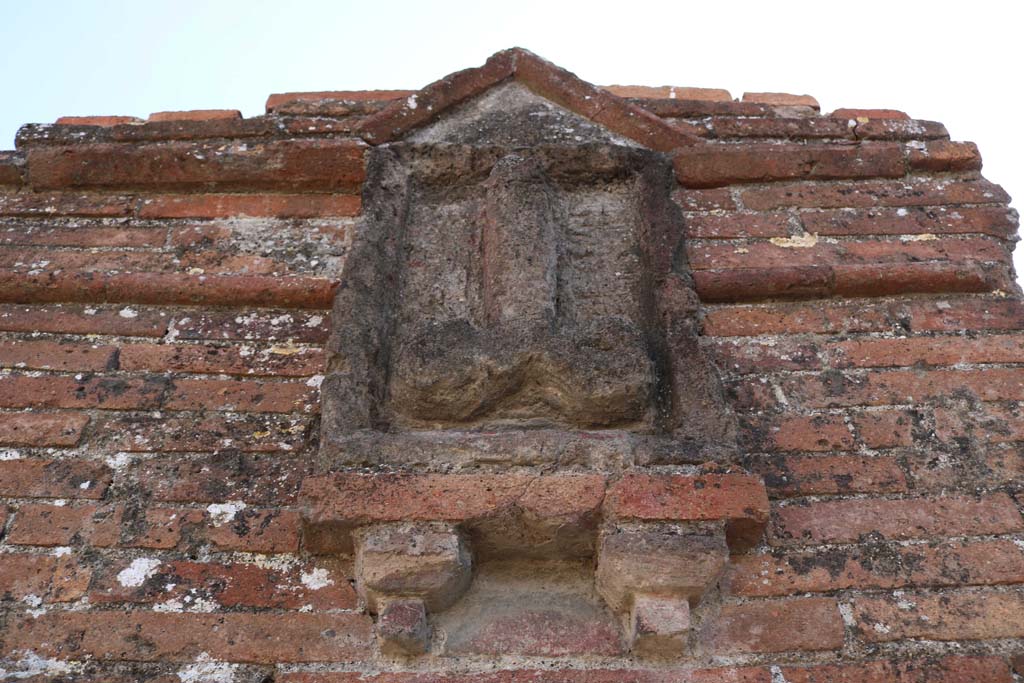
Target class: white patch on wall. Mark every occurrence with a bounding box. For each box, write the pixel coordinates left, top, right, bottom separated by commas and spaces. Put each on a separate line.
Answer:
117, 557, 162, 588
206, 501, 246, 526
176, 652, 238, 683
300, 567, 334, 590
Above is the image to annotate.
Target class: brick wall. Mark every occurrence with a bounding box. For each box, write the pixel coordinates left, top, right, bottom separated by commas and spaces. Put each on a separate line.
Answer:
0, 53, 1021, 681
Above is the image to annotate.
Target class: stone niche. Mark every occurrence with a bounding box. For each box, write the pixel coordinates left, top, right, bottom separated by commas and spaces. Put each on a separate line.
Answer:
303, 66, 767, 660
319, 82, 737, 471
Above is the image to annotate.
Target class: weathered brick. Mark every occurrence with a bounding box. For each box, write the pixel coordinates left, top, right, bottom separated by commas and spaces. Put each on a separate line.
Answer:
0, 553, 91, 602
741, 92, 820, 109
852, 410, 915, 448
0, 270, 337, 309
0, 459, 110, 499
91, 557, 355, 610
771, 494, 1023, 546
0, 375, 168, 410
683, 212, 792, 239
740, 178, 1008, 211
740, 414, 855, 452
28, 139, 366, 192
702, 297, 1024, 337
727, 539, 1024, 598
135, 453, 311, 505
138, 193, 361, 218
54, 115, 142, 126
694, 265, 832, 302
3, 611, 372, 663
203, 507, 301, 553
673, 187, 736, 211
746, 455, 907, 497
118, 342, 324, 377
852, 589, 1024, 642
0, 152, 25, 186
280, 667, 773, 682
782, 656, 1012, 683
603, 85, 732, 101
854, 118, 949, 140
168, 309, 329, 344
0, 339, 118, 372
0, 303, 168, 337
0, 191, 134, 217
708, 117, 853, 140
605, 473, 769, 551
832, 333, 1024, 369
934, 404, 1024, 445
266, 89, 413, 112
800, 205, 1018, 239
0, 412, 89, 447
706, 336, 821, 374
831, 108, 910, 121
108, 412, 311, 453
700, 597, 843, 654
907, 140, 982, 172
164, 378, 317, 413
148, 109, 242, 122
0, 224, 164, 248
7, 502, 123, 547
675, 143, 904, 188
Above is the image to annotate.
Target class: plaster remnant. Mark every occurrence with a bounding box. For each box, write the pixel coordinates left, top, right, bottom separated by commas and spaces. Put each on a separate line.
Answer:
117, 557, 162, 588
206, 501, 247, 526
176, 652, 238, 683
300, 567, 335, 590
769, 232, 818, 248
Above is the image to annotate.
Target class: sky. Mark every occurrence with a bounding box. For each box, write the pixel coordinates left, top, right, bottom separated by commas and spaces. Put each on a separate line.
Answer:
1, 0, 1021, 280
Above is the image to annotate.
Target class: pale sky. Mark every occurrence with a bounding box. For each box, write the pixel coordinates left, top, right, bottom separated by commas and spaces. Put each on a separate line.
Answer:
1, 0, 1020, 281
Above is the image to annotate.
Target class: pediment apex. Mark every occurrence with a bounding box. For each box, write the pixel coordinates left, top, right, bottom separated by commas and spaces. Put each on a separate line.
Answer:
357, 48, 702, 152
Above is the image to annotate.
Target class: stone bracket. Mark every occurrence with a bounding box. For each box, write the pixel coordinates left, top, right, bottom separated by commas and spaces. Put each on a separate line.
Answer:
300, 472, 769, 657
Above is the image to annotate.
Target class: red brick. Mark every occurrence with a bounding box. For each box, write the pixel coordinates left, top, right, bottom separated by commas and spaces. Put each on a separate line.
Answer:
771, 494, 1023, 546
683, 212, 791, 239
800, 206, 1018, 239
852, 589, 1024, 642
128, 507, 196, 549
0, 375, 167, 410
91, 557, 355, 610
747, 455, 907, 497
605, 473, 769, 551
700, 597, 843, 654
768, 367, 1024, 409
0, 303, 168, 337
273, 668, 775, 683
0, 270, 337, 309
708, 116, 853, 140
119, 342, 324, 377
7, 502, 123, 547
831, 108, 911, 121
0, 152, 25, 186
740, 414, 855, 452
54, 115, 143, 126
603, 85, 732, 101
108, 412, 311, 452
854, 118, 949, 140
28, 139, 366, 192
673, 187, 737, 211
0, 553, 90, 602
727, 538, 1024, 598
0, 459, 110, 499
266, 89, 414, 112
0, 412, 89, 447
0, 224, 165, 247
934, 404, 1024, 445
706, 336, 821, 374
1013, 655, 1024, 677
675, 143, 904, 188
740, 178, 1008, 210
694, 265, 832, 302
852, 410, 915, 448
135, 453, 311, 505
148, 109, 242, 122
139, 193, 361, 218
163, 378, 318, 413
203, 507, 301, 553
0, 191, 134, 217
702, 297, 1024, 337
832, 333, 1024, 369
741, 92, 820, 109
169, 309, 329, 343
3, 611, 372, 663
783, 656, 1012, 683
0, 339, 118, 372
907, 140, 982, 172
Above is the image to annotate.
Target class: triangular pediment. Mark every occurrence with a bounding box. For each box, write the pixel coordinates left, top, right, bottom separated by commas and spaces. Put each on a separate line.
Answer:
356, 48, 702, 152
